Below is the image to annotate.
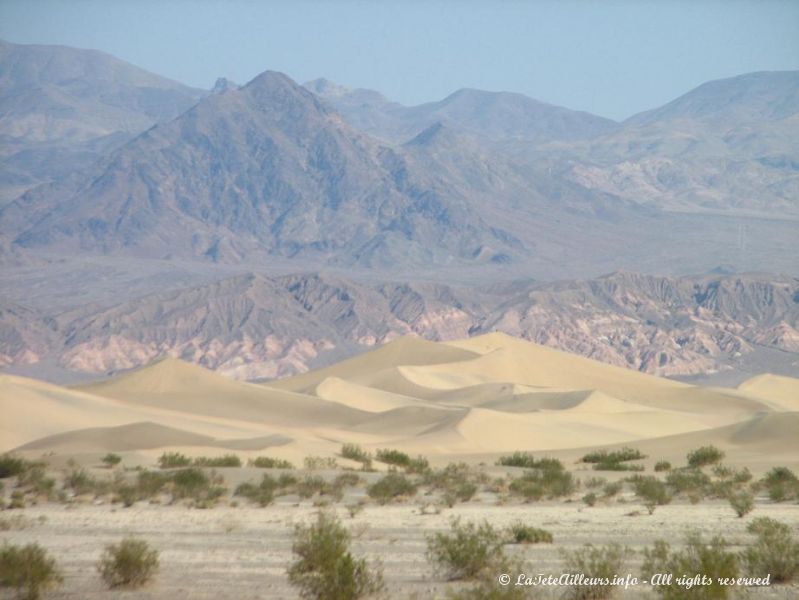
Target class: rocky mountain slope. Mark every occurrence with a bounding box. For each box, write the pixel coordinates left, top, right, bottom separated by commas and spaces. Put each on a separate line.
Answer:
3, 271, 797, 382
0, 40, 203, 203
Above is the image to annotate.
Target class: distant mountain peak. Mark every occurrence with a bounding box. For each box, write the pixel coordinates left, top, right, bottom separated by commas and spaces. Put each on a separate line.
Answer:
304, 78, 352, 98
211, 77, 238, 94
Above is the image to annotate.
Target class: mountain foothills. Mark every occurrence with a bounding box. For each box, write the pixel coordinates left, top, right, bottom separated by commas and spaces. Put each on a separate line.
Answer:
2, 271, 798, 382
0, 41, 797, 383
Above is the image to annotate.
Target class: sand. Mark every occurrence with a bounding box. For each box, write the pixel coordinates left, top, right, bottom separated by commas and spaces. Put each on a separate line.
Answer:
2, 333, 797, 473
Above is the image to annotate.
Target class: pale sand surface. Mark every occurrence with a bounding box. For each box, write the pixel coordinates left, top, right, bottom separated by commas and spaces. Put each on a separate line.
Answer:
2, 501, 797, 599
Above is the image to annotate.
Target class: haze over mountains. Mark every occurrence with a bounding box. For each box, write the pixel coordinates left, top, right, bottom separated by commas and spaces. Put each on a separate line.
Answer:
0, 40, 797, 383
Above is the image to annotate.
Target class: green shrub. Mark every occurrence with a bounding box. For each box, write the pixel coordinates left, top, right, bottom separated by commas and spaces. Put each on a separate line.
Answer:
63, 467, 100, 496
304, 456, 338, 470
581, 447, 646, 464
249, 456, 294, 469
375, 448, 411, 467
630, 475, 671, 514
602, 482, 622, 498
102, 453, 122, 467
136, 470, 170, 498
235, 474, 277, 506
592, 461, 644, 472
728, 490, 754, 518
0, 542, 62, 600
407, 455, 431, 474
760, 466, 799, 502
297, 475, 330, 499
666, 467, 710, 496
508, 461, 575, 501
506, 522, 553, 544
427, 518, 505, 581
686, 445, 725, 468
583, 476, 607, 489
158, 452, 191, 469
367, 472, 417, 504
741, 517, 799, 583
170, 467, 209, 497
17, 465, 56, 500
560, 543, 630, 600
98, 538, 159, 588
288, 511, 384, 600
192, 455, 241, 468
340, 444, 372, 466
115, 484, 138, 507
582, 492, 598, 507
0, 454, 28, 479
654, 460, 672, 472
643, 532, 738, 599
496, 452, 539, 468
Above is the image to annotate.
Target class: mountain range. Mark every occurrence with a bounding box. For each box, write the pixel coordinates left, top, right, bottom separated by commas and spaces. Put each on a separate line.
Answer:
0, 40, 797, 383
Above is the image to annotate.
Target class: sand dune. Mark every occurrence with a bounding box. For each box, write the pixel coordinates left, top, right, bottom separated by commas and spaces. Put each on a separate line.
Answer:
4, 334, 796, 467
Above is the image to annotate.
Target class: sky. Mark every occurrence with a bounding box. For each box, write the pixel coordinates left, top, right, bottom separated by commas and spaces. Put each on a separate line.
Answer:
1, 0, 798, 120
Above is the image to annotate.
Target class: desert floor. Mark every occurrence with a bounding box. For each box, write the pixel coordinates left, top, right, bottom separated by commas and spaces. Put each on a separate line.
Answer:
2, 499, 798, 599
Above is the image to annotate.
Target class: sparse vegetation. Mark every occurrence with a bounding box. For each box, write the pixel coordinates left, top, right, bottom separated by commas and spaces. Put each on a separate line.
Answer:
581, 447, 646, 464
686, 445, 725, 468
665, 467, 710, 497
506, 522, 553, 544
560, 543, 630, 600
340, 444, 372, 466
375, 448, 411, 467
304, 456, 338, 470
424, 463, 485, 506
582, 492, 598, 507
158, 452, 191, 469
98, 537, 159, 589
508, 458, 575, 501
654, 460, 672, 472
427, 518, 505, 581
760, 466, 799, 502
192, 455, 242, 468
0, 454, 28, 479
101, 453, 122, 468
367, 472, 417, 504
249, 456, 294, 469
629, 475, 671, 514
0, 542, 61, 600
235, 474, 278, 506
728, 490, 754, 518
643, 532, 738, 599
287, 511, 384, 600
741, 517, 799, 583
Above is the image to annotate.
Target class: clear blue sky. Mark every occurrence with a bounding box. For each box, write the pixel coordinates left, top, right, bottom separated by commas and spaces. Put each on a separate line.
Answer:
1, 0, 797, 120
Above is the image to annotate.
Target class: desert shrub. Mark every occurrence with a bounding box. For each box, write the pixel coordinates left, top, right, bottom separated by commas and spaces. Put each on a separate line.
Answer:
170, 467, 209, 497
424, 463, 484, 505
158, 452, 191, 469
340, 444, 372, 466
665, 467, 710, 496
367, 472, 417, 504
0, 454, 29, 479
741, 517, 799, 583
407, 455, 431, 474
602, 482, 622, 498
63, 466, 100, 495
0, 542, 61, 600
333, 472, 361, 488
17, 465, 56, 500
98, 538, 159, 589
135, 470, 170, 498
654, 460, 672, 472
560, 543, 630, 600
9, 490, 26, 509
582, 492, 598, 507
686, 445, 725, 468
375, 448, 411, 467
506, 522, 553, 544
630, 475, 671, 514
443, 482, 478, 507
192, 455, 241, 468
304, 456, 338, 470
444, 560, 530, 600
728, 490, 754, 518
235, 474, 278, 506
496, 452, 540, 468
593, 462, 644, 472
508, 460, 576, 501
583, 476, 607, 489
297, 475, 330, 499
249, 456, 294, 469
427, 518, 505, 581
115, 484, 138, 507
582, 447, 646, 464
760, 466, 799, 502
102, 453, 122, 468
288, 511, 384, 600
278, 472, 299, 487
643, 532, 737, 599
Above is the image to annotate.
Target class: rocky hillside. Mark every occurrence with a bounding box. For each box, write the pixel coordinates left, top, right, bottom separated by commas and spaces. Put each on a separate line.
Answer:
3, 272, 797, 381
